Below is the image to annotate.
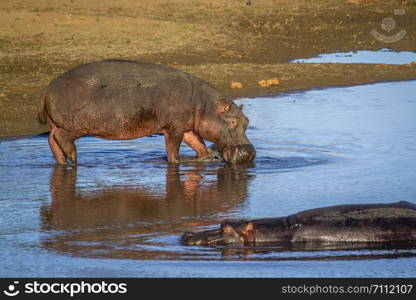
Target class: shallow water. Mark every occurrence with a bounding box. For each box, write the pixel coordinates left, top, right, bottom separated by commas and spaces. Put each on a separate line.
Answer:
291, 48, 416, 65
1, 80, 416, 277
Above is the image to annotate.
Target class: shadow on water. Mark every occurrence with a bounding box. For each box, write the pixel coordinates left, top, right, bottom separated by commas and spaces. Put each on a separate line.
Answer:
202, 242, 416, 262
40, 163, 253, 260
40, 164, 416, 261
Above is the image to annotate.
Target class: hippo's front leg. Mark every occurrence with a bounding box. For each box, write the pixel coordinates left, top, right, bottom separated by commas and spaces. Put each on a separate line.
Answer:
183, 131, 209, 158
163, 128, 185, 163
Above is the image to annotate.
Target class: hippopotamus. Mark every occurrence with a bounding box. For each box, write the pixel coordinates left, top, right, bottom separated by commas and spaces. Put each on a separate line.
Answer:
37, 60, 255, 164
182, 201, 416, 245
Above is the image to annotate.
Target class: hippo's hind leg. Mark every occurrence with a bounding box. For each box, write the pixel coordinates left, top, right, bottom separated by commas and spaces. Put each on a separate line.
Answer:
183, 131, 208, 158
48, 125, 67, 164
52, 128, 78, 165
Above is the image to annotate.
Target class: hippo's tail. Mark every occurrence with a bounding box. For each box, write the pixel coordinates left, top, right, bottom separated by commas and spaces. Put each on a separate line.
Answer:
37, 89, 48, 124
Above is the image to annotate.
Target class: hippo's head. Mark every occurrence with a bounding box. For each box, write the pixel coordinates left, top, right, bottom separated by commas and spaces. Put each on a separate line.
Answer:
181, 222, 254, 245
198, 98, 255, 164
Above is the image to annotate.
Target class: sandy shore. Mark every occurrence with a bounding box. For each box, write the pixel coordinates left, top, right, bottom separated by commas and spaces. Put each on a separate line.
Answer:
1, 0, 415, 137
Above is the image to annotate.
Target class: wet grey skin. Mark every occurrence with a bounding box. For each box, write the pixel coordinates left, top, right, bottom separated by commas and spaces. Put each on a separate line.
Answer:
181, 201, 416, 245
37, 59, 255, 165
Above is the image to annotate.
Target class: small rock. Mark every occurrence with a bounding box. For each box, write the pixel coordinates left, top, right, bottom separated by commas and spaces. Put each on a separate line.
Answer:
219, 50, 242, 58
267, 78, 279, 86
258, 80, 268, 87
230, 81, 243, 89
258, 78, 279, 87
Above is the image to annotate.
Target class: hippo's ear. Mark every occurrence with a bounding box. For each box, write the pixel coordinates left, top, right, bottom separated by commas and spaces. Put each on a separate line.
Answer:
240, 222, 255, 243
215, 102, 230, 114
241, 222, 253, 234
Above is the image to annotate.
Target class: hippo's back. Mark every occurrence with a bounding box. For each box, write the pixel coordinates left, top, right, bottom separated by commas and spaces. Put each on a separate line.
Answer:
43, 60, 203, 134
49, 60, 191, 92
289, 201, 416, 242
292, 201, 416, 223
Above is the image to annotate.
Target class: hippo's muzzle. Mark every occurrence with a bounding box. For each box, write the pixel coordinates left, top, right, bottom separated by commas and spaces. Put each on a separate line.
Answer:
220, 144, 256, 164
182, 222, 248, 245
181, 228, 224, 245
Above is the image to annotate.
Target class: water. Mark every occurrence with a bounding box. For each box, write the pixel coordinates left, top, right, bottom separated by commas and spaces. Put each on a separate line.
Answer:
291, 48, 416, 65
1, 80, 416, 277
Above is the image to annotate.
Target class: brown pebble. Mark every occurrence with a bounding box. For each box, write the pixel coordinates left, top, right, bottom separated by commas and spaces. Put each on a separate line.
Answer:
231, 81, 243, 89
257, 79, 268, 87
258, 78, 279, 87
267, 78, 279, 86
220, 50, 242, 58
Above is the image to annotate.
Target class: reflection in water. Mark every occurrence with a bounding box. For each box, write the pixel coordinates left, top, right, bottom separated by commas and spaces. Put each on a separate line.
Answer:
218, 242, 416, 261
41, 165, 416, 262
41, 164, 252, 259
2, 80, 416, 275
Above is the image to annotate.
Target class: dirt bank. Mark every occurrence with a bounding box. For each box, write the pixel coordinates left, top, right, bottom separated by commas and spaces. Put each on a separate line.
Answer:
1, 0, 415, 137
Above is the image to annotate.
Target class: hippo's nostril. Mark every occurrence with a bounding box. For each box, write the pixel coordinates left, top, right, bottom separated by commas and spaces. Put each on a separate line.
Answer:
219, 144, 255, 164
181, 232, 197, 245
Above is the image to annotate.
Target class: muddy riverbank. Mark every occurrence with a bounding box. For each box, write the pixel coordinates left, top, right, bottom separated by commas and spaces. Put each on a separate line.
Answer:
1, 0, 416, 137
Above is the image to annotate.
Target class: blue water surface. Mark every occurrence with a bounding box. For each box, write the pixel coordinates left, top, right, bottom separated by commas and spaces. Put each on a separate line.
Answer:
291, 48, 416, 65
0, 80, 415, 277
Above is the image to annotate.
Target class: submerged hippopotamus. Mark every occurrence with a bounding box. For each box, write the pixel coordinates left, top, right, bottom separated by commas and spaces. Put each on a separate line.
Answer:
38, 60, 255, 164
182, 201, 416, 245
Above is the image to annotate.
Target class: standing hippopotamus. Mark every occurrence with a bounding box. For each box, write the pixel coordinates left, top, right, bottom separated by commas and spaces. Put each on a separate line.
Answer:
182, 201, 416, 245
38, 60, 255, 164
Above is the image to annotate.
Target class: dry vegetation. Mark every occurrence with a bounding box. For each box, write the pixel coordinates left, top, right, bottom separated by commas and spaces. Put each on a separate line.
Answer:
1, 0, 415, 136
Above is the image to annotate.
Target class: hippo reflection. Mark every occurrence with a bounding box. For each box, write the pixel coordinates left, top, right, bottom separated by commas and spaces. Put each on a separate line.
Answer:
41, 164, 252, 258
217, 241, 416, 261
182, 201, 416, 245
